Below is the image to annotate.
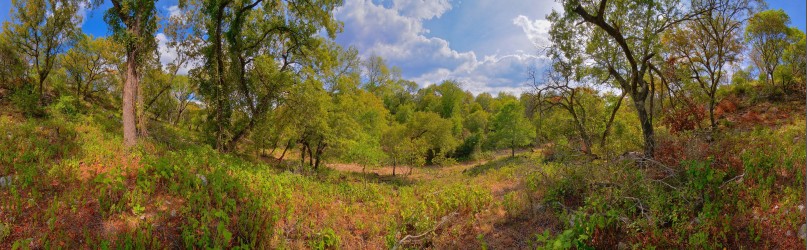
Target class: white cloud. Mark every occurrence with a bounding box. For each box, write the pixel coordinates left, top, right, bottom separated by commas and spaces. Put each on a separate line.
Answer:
334, 0, 550, 96
513, 15, 551, 48
166, 5, 182, 19
392, 0, 452, 20
156, 33, 195, 75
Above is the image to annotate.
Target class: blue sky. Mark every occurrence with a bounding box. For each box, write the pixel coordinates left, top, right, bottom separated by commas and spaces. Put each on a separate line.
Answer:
0, 0, 804, 95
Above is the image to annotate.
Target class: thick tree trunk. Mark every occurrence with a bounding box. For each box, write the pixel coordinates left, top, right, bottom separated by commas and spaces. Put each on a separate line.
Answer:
635, 99, 655, 158
123, 50, 138, 147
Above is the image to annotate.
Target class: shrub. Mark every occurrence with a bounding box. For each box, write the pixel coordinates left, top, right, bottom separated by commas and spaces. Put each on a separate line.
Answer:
309, 228, 340, 250
10, 84, 42, 117
49, 95, 79, 118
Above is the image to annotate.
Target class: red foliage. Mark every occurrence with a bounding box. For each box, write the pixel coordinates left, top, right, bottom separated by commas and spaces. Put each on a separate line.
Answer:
714, 98, 737, 118
662, 98, 706, 134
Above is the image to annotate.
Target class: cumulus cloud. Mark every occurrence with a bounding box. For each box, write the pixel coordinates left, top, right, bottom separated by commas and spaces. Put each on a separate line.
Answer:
334, 0, 550, 95
513, 15, 551, 48
392, 0, 452, 20
155, 33, 197, 75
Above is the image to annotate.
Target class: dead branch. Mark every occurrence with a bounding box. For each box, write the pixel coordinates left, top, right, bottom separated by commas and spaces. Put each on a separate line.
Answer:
392, 212, 459, 250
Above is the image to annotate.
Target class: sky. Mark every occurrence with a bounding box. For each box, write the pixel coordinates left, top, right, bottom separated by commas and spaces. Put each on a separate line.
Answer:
0, 0, 804, 95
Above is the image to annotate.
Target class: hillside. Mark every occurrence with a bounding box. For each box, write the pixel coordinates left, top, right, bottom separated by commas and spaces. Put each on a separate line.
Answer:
0, 91, 804, 249
1, 0, 806, 249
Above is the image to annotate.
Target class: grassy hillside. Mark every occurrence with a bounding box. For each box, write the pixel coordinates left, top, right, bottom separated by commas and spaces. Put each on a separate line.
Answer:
0, 93, 804, 249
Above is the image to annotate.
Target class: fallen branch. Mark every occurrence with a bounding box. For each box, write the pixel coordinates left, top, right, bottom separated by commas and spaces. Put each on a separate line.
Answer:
392, 212, 459, 250
720, 173, 744, 188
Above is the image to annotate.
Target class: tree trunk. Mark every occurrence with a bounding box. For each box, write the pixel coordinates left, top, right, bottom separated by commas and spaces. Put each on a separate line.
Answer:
307, 143, 314, 168
314, 142, 325, 169
708, 94, 717, 131
278, 139, 292, 163
601, 92, 626, 149
300, 144, 306, 168
635, 99, 655, 157
123, 50, 138, 148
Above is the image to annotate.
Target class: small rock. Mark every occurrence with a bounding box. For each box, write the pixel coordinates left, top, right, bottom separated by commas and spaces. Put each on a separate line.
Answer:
799, 224, 807, 239
170, 210, 176, 217
139, 215, 145, 220
197, 174, 208, 186
617, 242, 628, 250
6, 132, 11, 140
798, 205, 804, 212
0, 175, 12, 187
786, 230, 792, 237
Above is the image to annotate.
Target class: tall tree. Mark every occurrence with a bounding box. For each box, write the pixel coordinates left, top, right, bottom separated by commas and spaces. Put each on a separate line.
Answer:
198, 0, 342, 152
746, 9, 790, 89
666, 0, 752, 130
490, 101, 535, 157
105, 0, 158, 147
557, 0, 698, 157
4, 0, 82, 104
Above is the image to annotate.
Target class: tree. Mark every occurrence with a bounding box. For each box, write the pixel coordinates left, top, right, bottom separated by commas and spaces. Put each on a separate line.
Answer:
407, 111, 458, 164
4, 0, 82, 104
534, 10, 625, 155
490, 101, 535, 157
666, 0, 752, 130
105, 0, 158, 147
198, 0, 342, 152
0, 32, 26, 90
63, 35, 121, 103
557, 0, 698, 157
780, 28, 806, 89
144, 2, 203, 117
746, 9, 790, 89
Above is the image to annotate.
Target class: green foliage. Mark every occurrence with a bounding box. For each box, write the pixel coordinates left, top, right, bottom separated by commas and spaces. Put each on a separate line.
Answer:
490, 101, 535, 155
309, 228, 340, 250
10, 84, 42, 117
746, 9, 792, 88
49, 95, 79, 118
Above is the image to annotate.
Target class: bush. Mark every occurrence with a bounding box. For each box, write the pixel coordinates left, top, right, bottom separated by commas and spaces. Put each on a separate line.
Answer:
10, 84, 42, 117
309, 228, 340, 250
49, 95, 80, 118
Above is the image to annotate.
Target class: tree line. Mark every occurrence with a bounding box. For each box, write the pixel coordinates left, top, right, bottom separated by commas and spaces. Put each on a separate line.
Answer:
0, 0, 804, 170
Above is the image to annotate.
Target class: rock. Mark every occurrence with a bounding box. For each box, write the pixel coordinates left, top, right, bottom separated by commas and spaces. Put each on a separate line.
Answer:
197, 174, 208, 186
798, 205, 804, 212
786, 230, 792, 237
170, 210, 176, 217
0, 175, 14, 187
799, 224, 807, 239
617, 242, 628, 250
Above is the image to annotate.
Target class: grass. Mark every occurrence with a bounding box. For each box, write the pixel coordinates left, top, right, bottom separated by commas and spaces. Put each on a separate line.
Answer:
0, 96, 804, 249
